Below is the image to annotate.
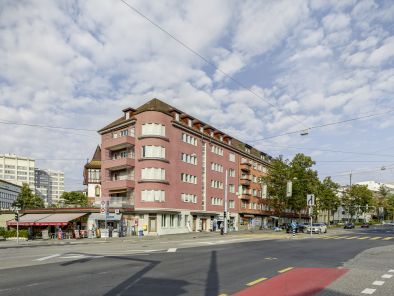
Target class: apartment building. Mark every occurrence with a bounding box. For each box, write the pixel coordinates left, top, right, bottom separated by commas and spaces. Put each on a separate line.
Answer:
0, 179, 22, 210
83, 145, 102, 207
99, 98, 272, 235
0, 154, 35, 190
35, 169, 64, 205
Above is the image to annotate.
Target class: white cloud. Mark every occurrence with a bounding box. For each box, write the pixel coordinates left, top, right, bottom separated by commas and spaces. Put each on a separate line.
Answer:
322, 13, 351, 31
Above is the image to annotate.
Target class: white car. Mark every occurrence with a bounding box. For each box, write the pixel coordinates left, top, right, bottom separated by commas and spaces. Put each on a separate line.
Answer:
306, 223, 327, 234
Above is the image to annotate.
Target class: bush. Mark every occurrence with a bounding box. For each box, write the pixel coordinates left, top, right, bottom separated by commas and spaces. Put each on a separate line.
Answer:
0, 228, 28, 239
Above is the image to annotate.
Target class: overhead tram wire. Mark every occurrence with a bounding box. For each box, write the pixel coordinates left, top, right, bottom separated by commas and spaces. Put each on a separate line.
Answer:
248, 109, 394, 142
118, 0, 308, 130
0, 120, 97, 132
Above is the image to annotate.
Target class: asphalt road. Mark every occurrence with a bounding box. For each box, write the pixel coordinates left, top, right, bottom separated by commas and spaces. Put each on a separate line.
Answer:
0, 225, 393, 296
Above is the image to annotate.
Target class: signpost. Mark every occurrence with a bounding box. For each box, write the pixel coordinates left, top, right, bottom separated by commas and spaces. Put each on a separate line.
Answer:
307, 194, 315, 236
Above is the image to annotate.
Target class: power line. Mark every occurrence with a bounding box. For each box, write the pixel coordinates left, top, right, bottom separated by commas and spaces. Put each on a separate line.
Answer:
248, 109, 394, 142
118, 0, 307, 129
0, 120, 97, 132
261, 144, 394, 158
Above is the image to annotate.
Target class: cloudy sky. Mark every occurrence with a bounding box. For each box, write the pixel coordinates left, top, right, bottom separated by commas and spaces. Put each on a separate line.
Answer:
1, 0, 394, 190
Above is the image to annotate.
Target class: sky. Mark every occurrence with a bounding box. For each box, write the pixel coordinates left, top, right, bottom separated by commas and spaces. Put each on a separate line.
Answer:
1, 0, 394, 191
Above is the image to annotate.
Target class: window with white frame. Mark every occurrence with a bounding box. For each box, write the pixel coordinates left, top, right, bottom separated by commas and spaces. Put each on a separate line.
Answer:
161, 214, 167, 227
229, 184, 235, 193
141, 190, 165, 202
141, 123, 166, 136
141, 168, 165, 180
211, 197, 223, 205
177, 214, 182, 227
211, 145, 223, 156
228, 169, 235, 177
142, 146, 165, 158
181, 173, 197, 184
181, 193, 197, 203
170, 214, 176, 227
229, 200, 235, 209
181, 153, 197, 165
211, 162, 223, 172
182, 133, 198, 146
210, 180, 223, 189
229, 153, 235, 162
253, 189, 257, 196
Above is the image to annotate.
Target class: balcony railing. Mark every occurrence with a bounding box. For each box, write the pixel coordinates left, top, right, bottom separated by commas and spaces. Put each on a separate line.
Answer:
104, 157, 135, 171
240, 163, 251, 171
240, 179, 251, 186
103, 135, 135, 151
240, 194, 251, 200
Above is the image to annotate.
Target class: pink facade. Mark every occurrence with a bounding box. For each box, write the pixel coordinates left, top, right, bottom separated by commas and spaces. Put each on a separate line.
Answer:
99, 99, 272, 234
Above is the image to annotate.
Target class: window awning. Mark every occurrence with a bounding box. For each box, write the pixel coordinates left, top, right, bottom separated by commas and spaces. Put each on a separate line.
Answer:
89, 213, 122, 221
34, 213, 88, 226
7, 214, 52, 226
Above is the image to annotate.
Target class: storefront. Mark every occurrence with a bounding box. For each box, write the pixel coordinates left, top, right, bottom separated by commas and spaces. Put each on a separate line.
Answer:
88, 213, 123, 238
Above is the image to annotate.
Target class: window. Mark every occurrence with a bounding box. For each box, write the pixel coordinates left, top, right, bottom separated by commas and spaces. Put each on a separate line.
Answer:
184, 215, 189, 226
141, 123, 166, 136
170, 214, 175, 227
229, 184, 235, 193
142, 190, 165, 202
253, 189, 257, 196
177, 214, 182, 227
211, 145, 223, 156
211, 180, 223, 189
182, 133, 197, 146
229, 200, 235, 209
175, 113, 180, 121
141, 168, 165, 180
211, 197, 223, 205
229, 153, 235, 162
245, 147, 250, 153
162, 214, 167, 227
181, 173, 197, 184
142, 146, 165, 158
228, 169, 235, 177
211, 162, 223, 172
181, 153, 197, 165
181, 193, 197, 203
120, 129, 128, 136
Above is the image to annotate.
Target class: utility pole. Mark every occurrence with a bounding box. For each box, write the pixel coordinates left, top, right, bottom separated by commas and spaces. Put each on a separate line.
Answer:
224, 169, 228, 234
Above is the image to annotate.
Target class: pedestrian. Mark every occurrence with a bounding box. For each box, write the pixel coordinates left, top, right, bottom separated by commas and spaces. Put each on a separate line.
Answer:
58, 228, 63, 240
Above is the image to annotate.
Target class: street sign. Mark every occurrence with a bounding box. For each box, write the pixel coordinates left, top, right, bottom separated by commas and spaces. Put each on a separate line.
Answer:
306, 194, 315, 206
100, 200, 108, 215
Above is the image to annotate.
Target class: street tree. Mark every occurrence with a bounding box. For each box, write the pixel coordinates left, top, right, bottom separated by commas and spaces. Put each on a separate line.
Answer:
12, 183, 44, 209
317, 177, 340, 224
260, 155, 290, 221
385, 193, 394, 221
60, 191, 88, 207
288, 153, 320, 219
342, 185, 373, 221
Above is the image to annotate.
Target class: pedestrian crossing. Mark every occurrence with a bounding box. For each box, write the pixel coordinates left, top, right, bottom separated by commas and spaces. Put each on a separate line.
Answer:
318, 235, 394, 241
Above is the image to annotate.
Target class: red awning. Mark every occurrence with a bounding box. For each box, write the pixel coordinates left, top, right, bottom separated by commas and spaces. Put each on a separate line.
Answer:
34, 213, 87, 226
7, 214, 52, 226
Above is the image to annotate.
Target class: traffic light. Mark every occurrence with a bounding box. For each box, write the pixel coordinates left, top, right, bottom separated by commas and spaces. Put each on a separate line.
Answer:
15, 213, 19, 222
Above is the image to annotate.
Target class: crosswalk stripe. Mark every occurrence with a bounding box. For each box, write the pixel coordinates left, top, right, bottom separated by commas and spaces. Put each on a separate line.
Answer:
370, 237, 382, 240
383, 237, 394, 240
333, 236, 348, 239
357, 237, 370, 240
345, 236, 359, 240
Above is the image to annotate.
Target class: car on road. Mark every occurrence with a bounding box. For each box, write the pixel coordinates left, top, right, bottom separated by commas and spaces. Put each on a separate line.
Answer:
305, 223, 323, 234
344, 223, 355, 229
315, 223, 327, 233
360, 223, 370, 228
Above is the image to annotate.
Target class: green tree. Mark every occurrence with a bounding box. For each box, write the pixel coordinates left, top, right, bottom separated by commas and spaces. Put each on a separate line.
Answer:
288, 153, 320, 219
342, 185, 373, 221
260, 156, 290, 220
386, 193, 394, 221
12, 183, 44, 209
317, 177, 340, 224
61, 191, 88, 207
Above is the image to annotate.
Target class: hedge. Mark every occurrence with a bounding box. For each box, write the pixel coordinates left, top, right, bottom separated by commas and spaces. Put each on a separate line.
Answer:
0, 227, 28, 239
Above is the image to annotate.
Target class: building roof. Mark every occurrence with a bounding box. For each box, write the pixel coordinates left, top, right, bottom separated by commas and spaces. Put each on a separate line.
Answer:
84, 146, 101, 169
98, 98, 272, 163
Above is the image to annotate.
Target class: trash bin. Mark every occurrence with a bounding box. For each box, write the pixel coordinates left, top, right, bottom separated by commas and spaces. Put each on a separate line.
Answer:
138, 230, 144, 237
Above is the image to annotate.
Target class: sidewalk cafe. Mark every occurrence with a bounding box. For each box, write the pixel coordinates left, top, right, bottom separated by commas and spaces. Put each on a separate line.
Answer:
7, 213, 88, 239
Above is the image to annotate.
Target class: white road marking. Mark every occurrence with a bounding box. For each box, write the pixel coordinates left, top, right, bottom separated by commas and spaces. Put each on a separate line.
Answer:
167, 248, 177, 253
34, 254, 61, 261
59, 255, 84, 259
381, 274, 393, 279
361, 288, 376, 294
388, 269, 394, 273
372, 281, 385, 286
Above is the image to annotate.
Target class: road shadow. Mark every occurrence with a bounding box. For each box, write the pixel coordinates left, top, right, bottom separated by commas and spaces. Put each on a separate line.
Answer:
205, 250, 219, 296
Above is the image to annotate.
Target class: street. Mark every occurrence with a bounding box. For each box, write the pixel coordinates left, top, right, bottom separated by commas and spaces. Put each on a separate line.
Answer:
1, 226, 394, 296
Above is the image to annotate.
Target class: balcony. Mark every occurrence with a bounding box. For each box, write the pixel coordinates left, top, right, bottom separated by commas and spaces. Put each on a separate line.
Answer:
240, 162, 251, 172
103, 136, 135, 151
105, 158, 135, 171
240, 179, 251, 186
104, 179, 135, 191
240, 194, 251, 200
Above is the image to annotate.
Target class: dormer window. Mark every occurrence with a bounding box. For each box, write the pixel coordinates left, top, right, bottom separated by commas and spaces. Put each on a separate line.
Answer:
210, 131, 214, 137
175, 113, 180, 121
188, 119, 192, 127
220, 135, 223, 142
200, 127, 204, 132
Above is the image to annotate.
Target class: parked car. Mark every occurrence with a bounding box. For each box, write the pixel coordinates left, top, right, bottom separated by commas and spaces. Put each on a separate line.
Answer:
315, 223, 327, 233
360, 223, 370, 228
305, 223, 323, 234
344, 223, 355, 229
285, 223, 301, 233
